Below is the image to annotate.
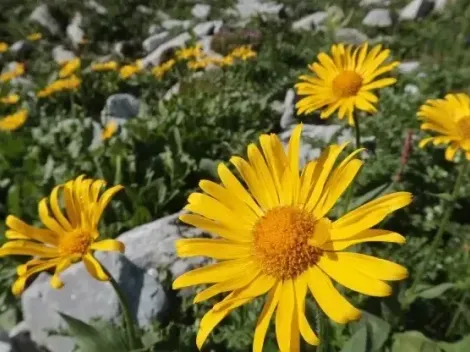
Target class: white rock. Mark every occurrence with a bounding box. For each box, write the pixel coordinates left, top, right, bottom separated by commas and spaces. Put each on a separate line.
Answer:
29, 4, 61, 35
192, 4, 211, 19
192, 20, 223, 37
236, 0, 284, 19
143, 31, 170, 53
335, 28, 368, 44
280, 89, 296, 129
0, 341, 12, 352
292, 12, 328, 31
434, 0, 449, 13
104, 93, 140, 120
66, 12, 85, 48
399, 0, 434, 20
52, 45, 76, 64
85, 0, 108, 15
9, 321, 42, 352
362, 9, 392, 27
162, 19, 192, 30
398, 61, 420, 73
360, 0, 390, 6
142, 32, 191, 67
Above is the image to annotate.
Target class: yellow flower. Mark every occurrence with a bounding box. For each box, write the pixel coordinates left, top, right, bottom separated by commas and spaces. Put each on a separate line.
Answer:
27, 33, 42, 41
0, 109, 28, 131
418, 93, 470, 161
0, 63, 25, 83
176, 44, 203, 60
119, 60, 143, 79
0, 94, 20, 105
37, 75, 81, 98
101, 121, 118, 140
187, 58, 212, 70
0, 176, 125, 295
0, 42, 8, 53
229, 45, 257, 61
152, 59, 176, 79
211, 55, 234, 67
173, 124, 411, 351
295, 43, 399, 125
59, 58, 81, 78
91, 61, 118, 72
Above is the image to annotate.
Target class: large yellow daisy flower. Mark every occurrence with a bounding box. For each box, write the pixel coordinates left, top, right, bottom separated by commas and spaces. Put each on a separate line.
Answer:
418, 93, 470, 161
295, 43, 399, 125
0, 176, 125, 295
173, 124, 411, 351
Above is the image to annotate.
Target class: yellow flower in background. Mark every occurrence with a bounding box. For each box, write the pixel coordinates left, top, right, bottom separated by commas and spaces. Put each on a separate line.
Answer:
187, 58, 212, 70
211, 55, 234, 67
91, 61, 118, 72
27, 32, 42, 41
37, 75, 81, 98
0, 62, 25, 83
0, 42, 8, 53
229, 45, 257, 61
101, 121, 118, 140
173, 124, 411, 351
295, 43, 399, 125
0, 176, 125, 295
176, 44, 203, 60
418, 93, 470, 161
0, 94, 20, 105
0, 109, 28, 131
152, 59, 176, 79
59, 58, 81, 78
119, 59, 143, 79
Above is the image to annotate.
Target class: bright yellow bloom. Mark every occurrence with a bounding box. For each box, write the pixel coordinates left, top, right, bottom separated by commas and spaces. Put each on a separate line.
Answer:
119, 59, 143, 79
37, 75, 81, 98
0, 94, 20, 105
0, 42, 8, 53
152, 59, 176, 79
91, 61, 118, 72
229, 45, 257, 61
0, 63, 25, 83
295, 43, 399, 125
210, 55, 234, 67
59, 58, 81, 78
418, 93, 470, 161
176, 44, 203, 60
0, 176, 125, 296
101, 121, 118, 140
0, 109, 28, 131
187, 58, 212, 70
27, 33, 42, 41
173, 124, 411, 351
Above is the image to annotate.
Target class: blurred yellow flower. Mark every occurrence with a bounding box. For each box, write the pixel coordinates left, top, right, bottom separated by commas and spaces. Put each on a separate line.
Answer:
295, 43, 399, 125
0, 175, 125, 295
0, 63, 25, 83
101, 121, 118, 140
0, 94, 20, 105
418, 93, 470, 161
152, 59, 176, 79
0, 109, 28, 131
187, 57, 212, 70
37, 75, 82, 98
59, 58, 81, 78
229, 45, 257, 61
212, 55, 234, 67
0, 42, 8, 53
119, 59, 143, 79
27, 33, 42, 41
176, 44, 203, 60
91, 61, 118, 72
173, 124, 411, 351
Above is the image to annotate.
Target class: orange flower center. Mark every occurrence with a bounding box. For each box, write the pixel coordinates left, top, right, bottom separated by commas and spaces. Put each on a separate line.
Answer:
457, 116, 470, 141
253, 206, 323, 280
332, 70, 363, 98
59, 229, 93, 257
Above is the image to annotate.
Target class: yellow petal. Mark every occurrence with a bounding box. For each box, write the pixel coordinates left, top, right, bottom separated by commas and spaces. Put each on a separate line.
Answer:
247, 144, 279, 207
287, 124, 302, 203
12, 258, 60, 296
63, 181, 79, 228
0, 240, 59, 258
50, 258, 73, 289
259, 135, 283, 198
307, 266, 361, 323
50, 186, 73, 232
5, 230, 30, 240
362, 78, 397, 91
38, 198, 66, 235
275, 280, 295, 352
253, 282, 282, 352
95, 185, 124, 227
176, 239, 251, 259
294, 274, 319, 345
327, 229, 405, 251
90, 239, 125, 253
83, 253, 109, 281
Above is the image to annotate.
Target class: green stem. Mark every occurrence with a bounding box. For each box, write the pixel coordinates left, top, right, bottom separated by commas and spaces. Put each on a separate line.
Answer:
409, 161, 468, 295
102, 266, 140, 350
445, 292, 467, 337
316, 308, 329, 352
342, 113, 362, 214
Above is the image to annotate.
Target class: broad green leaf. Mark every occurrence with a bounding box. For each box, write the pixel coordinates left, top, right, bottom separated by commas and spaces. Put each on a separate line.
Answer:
417, 283, 456, 299
340, 325, 367, 352
362, 311, 391, 351
392, 331, 442, 352
7, 184, 21, 217
439, 335, 470, 352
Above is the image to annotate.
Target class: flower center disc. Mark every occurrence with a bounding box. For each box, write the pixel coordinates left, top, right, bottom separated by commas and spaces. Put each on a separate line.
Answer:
457, 116, 470, 142
333, 70, 363, 98
59, 229, 93, 257
253, 206, 321, 280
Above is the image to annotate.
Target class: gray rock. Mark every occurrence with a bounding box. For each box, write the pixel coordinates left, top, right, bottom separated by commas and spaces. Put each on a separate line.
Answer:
404, 83, 420, 95
335, 28, 368, 44
360, 0, 390, 6
362, 9, 392, 27
9, 41, 34, 58
104, 93, 140, 120
292, 12, 328, 31
142, 32, 191, 67
143, 31, 170, 53
398, 61, 420, 73
9, 321, 42, 352
29, 4, 61, 35
236, 0, 284, 19
280, 89, 296, 129
399, 0, 434, 20
191, 4, 211, 19
162, 19, 192, 30
52, 45, 76, 64
434, 0, 450, 13
22, 252, 168, 352
85, 0, 108, 15
192, 20, 223, 37
0, 341, 12, 352
66, 12, 85, 48
148, 24, 161, 35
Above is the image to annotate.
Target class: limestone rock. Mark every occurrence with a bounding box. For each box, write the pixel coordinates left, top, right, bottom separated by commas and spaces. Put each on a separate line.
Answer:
362, 9, 392, 27
29, 5, 61, 35
191, 4, 211, 19
292, 12, 328, 31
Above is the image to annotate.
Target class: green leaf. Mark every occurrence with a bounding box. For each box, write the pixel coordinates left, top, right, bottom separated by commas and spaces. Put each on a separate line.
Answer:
392, 331, 442, 352
416, 283, 456, 299
340, 325, 367, 352
439, 335, 470, 352
362, 311, 391, 351
349, 182, 393, 210
7, 184, 21, 217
